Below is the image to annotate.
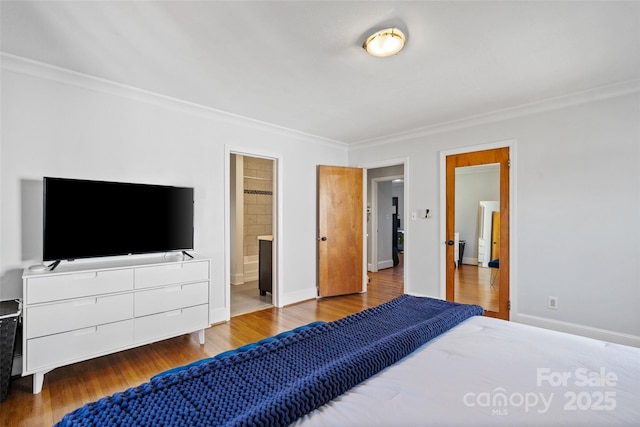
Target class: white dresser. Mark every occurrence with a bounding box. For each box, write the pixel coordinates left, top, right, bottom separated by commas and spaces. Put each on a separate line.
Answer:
22, 257, 210, 394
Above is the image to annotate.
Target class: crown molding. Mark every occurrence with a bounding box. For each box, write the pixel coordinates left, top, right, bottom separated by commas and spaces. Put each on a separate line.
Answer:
350, 78, 640, 151
4, 52, 637, 154
1, 53, 348, 151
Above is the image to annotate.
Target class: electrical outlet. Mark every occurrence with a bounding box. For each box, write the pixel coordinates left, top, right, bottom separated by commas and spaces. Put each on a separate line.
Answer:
548, 296, 558, 310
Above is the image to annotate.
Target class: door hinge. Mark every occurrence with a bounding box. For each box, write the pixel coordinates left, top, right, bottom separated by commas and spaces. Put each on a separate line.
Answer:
508, 158, 511, 168
508, 300, 511, 311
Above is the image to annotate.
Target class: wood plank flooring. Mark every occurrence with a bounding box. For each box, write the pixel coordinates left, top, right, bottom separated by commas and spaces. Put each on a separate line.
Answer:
0, 264, 404, 427
454, 264, 499, 312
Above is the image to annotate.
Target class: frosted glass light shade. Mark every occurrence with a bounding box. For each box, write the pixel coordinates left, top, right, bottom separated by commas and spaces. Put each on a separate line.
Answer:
363, 28, 406, 57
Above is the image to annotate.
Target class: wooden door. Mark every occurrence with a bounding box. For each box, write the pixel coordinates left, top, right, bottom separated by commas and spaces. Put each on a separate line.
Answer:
491, 211, 500, 260
446, 147, 510, 320
317, 165, 364, 297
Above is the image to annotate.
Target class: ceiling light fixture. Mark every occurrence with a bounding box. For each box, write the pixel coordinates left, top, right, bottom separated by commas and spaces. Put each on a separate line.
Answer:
363, 27, 406, 57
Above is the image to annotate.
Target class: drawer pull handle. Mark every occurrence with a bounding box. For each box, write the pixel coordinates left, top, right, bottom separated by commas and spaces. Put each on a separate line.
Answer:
74, 298, 98, 307
73, 272, 98, 280
165, 309, 183, 317
166, 286, 183, 293
74, 326, 98, 336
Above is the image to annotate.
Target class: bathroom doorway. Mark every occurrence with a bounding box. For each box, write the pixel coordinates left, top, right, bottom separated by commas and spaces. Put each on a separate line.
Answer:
229, 153, 276, 316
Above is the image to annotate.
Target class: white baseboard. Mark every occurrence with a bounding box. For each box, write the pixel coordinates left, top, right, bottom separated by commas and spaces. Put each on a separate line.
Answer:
244, 255, 258, 282
377, 259, 394, 270
231, 254, 259, 284
513, 313, 640, 348
406, 291, 442, 300
230, 272, 244, 285
244, 272, 258, 282
280, 287, 317, 307
369, 259, 399, 271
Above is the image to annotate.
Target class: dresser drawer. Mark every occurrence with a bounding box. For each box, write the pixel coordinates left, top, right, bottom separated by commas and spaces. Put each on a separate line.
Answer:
134, 304, 208, 344
134, 261, 209, 289
26, 294, 133, 339
26, 319, 134, 372
135, 281, 208, 317
26, 269, 134, 304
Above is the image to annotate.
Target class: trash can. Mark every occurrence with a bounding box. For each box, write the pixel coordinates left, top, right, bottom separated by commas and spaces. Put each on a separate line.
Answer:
0, 300, 21, 402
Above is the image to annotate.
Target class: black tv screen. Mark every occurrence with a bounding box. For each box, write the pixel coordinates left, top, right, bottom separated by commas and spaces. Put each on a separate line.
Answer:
43, 177, 194, 262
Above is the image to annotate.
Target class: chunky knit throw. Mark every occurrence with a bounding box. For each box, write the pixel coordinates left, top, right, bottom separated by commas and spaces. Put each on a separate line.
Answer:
55, 295, 483, 427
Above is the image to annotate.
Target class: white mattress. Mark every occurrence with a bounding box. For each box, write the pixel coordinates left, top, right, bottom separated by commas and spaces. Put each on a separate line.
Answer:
295, 316, 640, 426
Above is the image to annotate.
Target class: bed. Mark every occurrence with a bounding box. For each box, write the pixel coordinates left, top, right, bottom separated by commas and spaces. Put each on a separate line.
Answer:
55, 295, 639, 426
296, 315, 639, 426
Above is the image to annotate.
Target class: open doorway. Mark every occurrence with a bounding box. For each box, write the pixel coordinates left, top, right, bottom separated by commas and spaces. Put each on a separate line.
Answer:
367, 164, 405, 284
229, 153, 275, 316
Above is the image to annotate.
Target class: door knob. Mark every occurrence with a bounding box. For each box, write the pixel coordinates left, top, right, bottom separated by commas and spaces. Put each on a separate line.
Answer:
318, 236, 327, 241
447, 240, 454, 246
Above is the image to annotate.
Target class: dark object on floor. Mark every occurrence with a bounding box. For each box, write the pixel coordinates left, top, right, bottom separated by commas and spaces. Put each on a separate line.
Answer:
0, 300, 20, 402
488, 259, 499, 286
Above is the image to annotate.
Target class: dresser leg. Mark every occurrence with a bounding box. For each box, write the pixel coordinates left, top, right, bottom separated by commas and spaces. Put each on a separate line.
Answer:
33, 372, 45, 394
198, 329, 205, 345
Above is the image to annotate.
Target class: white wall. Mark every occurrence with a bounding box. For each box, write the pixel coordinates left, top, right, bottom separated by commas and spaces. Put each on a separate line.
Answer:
0, 56, 348, 322
349, 88, 640, 345
2, 56, 638, 346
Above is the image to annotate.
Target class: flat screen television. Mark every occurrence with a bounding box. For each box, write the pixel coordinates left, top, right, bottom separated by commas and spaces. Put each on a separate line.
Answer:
43, 177, 194, 263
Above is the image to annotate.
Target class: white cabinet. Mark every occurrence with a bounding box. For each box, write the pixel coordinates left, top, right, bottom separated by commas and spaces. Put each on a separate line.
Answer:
135, 305, 208, 344
134, 262, 209, 289
26, 293, 133, 338
27, 320, 134, 374
134, 282, 208, 317
26, 269, 134, 303
22, 257, 210, 394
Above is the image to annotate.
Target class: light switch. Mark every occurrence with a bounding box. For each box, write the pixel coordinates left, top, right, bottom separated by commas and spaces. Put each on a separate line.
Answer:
411, 211, 417, 221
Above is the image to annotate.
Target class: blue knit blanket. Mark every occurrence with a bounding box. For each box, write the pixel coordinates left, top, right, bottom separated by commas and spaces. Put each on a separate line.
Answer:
56, 295, 483, 427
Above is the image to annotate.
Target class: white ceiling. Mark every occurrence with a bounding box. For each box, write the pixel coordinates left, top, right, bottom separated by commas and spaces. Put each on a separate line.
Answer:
2, 1, 639, 145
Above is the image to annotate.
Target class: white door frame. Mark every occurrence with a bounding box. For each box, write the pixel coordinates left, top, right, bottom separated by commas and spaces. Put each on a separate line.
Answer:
225, 145, 283, 321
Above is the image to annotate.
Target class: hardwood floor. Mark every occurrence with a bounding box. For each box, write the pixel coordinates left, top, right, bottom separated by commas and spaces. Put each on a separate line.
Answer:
0, 264, 404, 427
454, 264, 499, 312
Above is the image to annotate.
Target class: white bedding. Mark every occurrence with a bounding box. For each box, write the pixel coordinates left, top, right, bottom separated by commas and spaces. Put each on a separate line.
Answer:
295, 316, 640, 426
